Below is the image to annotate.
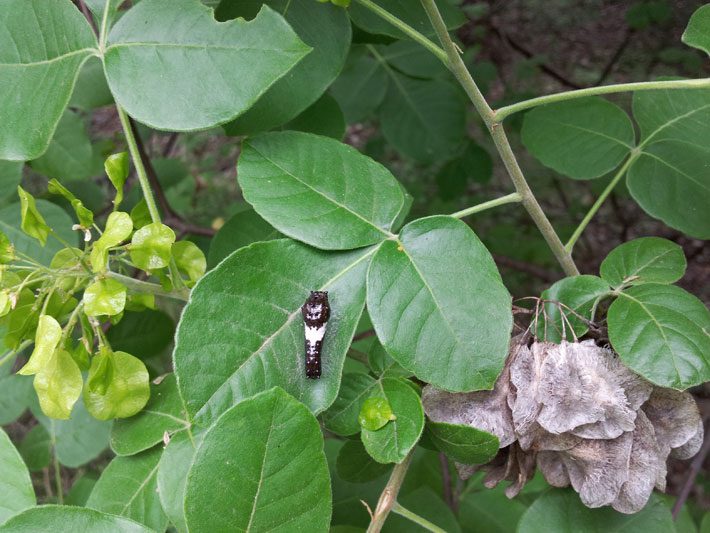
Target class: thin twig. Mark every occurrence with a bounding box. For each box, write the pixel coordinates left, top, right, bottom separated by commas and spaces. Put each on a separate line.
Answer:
439, 452, 457, 513
353, 330, 376, 342
75, 0, 99, 35
367, 452, 415, 533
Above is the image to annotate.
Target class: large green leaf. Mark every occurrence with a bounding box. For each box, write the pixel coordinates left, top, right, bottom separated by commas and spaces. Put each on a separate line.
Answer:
106, 310, 174, 360
538, 275, 611, 343
348, 0, 466, 39
459, 487, 528, 533
29, 110, 102, 181
283, 93, 346, 140
0, 162, 23, 206
217, 0, 350, 135
336, 439, 391, 483
361, 378, 424, 464
600, 237, 686, 288
157, 429, 203, 533
111, 374, 190, 456
87, 447, 168, 532
0, 506, 153, 533
69, 57, 113, 110
367, 216, 512, 392
0, 428, 35, 524
208, 210, 281, 269
0, 0, 96, 160
0, 200, 77, 265
18, 425, 51, 472
238, 132, 406, 250
521, 97, 635, 179
378, 41, 448, 80
379, 72, 467, 163
330, 47, 388, 123
386, 487, 461, 533
608, 284, 710, 389
104, 0, 310, 131
682, 5, 710, 57
628, 89, 710, 238
322, 372, 377, 436
517, 490, 675, 533
174, 239, 371, 425
0, 357, 33, 425
184, 387, 331, 532
426, 421, 499, 465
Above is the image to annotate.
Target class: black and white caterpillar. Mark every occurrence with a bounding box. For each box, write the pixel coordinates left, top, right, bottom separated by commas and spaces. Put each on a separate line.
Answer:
301, 291, 330, 379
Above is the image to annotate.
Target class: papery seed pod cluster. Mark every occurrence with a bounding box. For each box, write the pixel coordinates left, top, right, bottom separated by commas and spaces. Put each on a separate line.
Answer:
422, 337, 704, 514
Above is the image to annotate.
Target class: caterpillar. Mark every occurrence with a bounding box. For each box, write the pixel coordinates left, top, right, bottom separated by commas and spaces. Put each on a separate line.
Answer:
302, 291, 330, 379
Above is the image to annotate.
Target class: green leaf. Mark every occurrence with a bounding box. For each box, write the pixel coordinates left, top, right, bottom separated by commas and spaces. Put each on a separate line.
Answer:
608, 283, 710, 389
31, 398, 111, 468
367, 216, 512, 392
517, 490, 674, 533
359, 396, 396, 431
174, 239, 371, 425
600, 237, 687, 288
157, 429, 203, 533
218, 0, 350, 135
104, 0, 310, 131
348, 0, 465, 39
336, 439, 391, 483
322, 372, 377, 436
379, 73, 466, 163
111, 373, 189, 456
84, 278, 127, 317
378, 40, 448, 79
90, 211, 133, 272
459, 487, 528, 533
47, 179, 93, 229
0, 0, 96, 160
521, 97, 635, 179
0, 200, 76, 265
0, 361, 33, 425
0, 427, 35, 524
283, 93, 346, 140
682, 4, 710, 56
129, 223, 175, 271
426, 421, 499, 465
207, 208, 281, 268
18, 315, 63, 376
538, 275, 611, 343
0, 506, 154, 532
106, 310, 174, 360
30, 110, 102, 182
0, 161, 23, 206
628, 88, 710, 238
387, 487, 461, 533
239, 131, 406, 249
65, 475, 98, 507
184, 387, 331, 532
33, 349, 83, 420
436, 142, 493, 200
17, 187, 51, 246
361, 378, 424, 464
0, 231, 14, 264
330, 47, 388, 123
368, 340, 412, 378
69, 56, 113, 111
104, 152, 130, 208
172, 241, 206, 284
87, 447, 168, 532
18, 424, 51, 471
84, 349, 150, 420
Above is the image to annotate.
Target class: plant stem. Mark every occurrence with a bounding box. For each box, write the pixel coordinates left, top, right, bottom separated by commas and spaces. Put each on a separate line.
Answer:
495, 78, 710, 120
392, 503, 447, 533
420, 0, 579, 277
565, 153, 638, 252
354, 0, 447, 63
450, 192, 522, 219
116, 106, 162, 224
107, 271, 189, 302
50, 420, 63, 504
367, 451, 414, 533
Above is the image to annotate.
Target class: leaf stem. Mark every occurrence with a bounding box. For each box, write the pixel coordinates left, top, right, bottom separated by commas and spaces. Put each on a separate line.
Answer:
420, 0, 579, 277
392, 503, 447, 533
495, 78, 710, 121
367, 451, 414, 533
564, 152, 638, 252
353, 0, 447, 63
106, 271, 189, 302
116, 106, 162, 224
450, 192, 522, 219
50, 419, 63, 504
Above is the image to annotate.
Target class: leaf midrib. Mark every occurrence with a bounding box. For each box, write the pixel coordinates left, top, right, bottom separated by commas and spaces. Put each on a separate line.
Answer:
0, 48, 95, 68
